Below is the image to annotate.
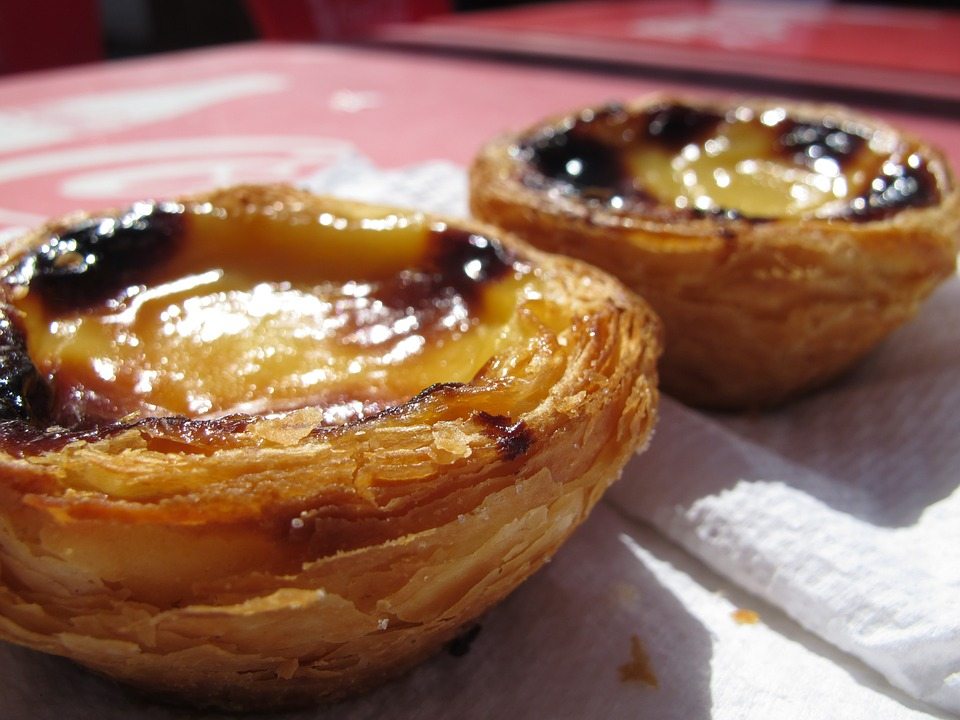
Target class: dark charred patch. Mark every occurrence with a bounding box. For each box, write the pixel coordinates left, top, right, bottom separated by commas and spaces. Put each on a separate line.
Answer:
445, 623, 482, 657
0, 307, 51, 424
316, 227, 515, 356
8, 203, 185, 315
522, 126, 627, 194
772, 118, 940, 220
841, 155, 941, 221
640, 103, 723, 152
427, 227, 516, 301
775, 119, 866, 171
474, 410, 534, 460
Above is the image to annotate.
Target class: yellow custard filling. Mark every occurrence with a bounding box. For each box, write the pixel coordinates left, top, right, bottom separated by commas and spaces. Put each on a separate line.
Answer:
10, 202, 534, 423
522, 102, 939, 221
625, 114, 885, 217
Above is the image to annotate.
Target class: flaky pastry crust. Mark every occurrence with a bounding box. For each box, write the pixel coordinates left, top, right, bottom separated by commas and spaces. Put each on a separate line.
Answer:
470, 96, 960, 409
0, 186, 660, 710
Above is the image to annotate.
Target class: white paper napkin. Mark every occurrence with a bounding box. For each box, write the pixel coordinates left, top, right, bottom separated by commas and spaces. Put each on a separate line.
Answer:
304, 151, 470, 218
611, 383, 960, 715
609, 270, 960, 715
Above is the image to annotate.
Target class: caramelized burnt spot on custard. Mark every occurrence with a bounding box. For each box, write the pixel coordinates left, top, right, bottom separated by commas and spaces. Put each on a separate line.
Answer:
474, 410, 534, 461
517, 107, 632, 199
8, 203, 185, 314
0, 200, 532, 456
840, 150, 940, 220
0, 308, 51, 422
641, 103, 724, 152
517, 101, 943, 222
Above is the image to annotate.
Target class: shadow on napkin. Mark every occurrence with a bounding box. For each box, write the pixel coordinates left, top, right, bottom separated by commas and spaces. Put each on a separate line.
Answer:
721, 278, 960, 528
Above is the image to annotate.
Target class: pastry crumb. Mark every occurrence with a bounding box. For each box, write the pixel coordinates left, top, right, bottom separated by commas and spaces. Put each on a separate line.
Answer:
611, 581, 640, 609
731, 608, 760, 625
253, 419, 314, 446
618, 634, 658, 688
432, 424, 474, 458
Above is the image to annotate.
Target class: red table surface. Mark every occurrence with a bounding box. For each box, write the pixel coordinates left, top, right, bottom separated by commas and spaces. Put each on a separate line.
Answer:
423, 0, 960, 77
378, 0, 960, 101
0, 42, 957, 231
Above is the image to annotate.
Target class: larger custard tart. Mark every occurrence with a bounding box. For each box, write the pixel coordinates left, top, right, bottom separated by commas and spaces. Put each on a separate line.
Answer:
470, 97, 960, 409
0, 186, 660, 710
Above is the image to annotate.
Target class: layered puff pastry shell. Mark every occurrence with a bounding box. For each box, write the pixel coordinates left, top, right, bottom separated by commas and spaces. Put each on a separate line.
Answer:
470, 97, 960, 409
0, 186, 660, 711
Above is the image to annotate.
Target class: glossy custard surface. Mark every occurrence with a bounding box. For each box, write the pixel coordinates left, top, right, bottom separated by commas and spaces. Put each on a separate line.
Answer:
2, 202, 534, 430
519, 103, 941, 220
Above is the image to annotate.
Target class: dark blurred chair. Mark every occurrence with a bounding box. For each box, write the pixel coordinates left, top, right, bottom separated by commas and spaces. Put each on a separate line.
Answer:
0, 0, 103, 75
245, 0, 451, 41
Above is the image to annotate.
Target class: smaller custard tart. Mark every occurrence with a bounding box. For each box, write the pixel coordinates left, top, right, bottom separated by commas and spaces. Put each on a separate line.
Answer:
0, 186, 661, 710
470, 97, 960, 409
